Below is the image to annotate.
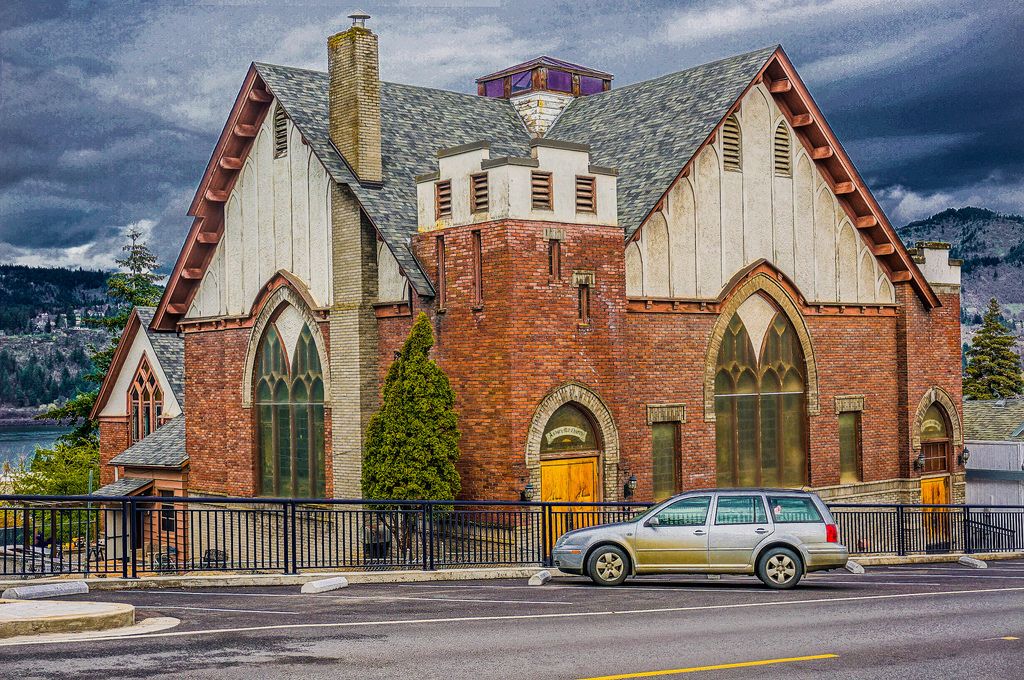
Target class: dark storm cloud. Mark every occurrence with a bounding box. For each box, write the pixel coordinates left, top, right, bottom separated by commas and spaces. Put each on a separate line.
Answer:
1, 0, 1022, 270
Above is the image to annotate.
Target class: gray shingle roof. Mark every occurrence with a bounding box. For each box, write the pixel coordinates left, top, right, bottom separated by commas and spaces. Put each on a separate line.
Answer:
964, 400, 1024, 442
549, 46, 778, 241
92, 477, 153, 497
135, 306, 184, 407
109, 415, 188, 469
254, 63, 532, 295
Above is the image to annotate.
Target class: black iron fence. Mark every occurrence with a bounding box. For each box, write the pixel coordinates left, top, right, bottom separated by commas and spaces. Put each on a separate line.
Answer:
1, 495, 1022, 578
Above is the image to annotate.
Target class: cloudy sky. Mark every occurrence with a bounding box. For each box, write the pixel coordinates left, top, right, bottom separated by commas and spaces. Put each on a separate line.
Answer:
1, 0, 1021, 272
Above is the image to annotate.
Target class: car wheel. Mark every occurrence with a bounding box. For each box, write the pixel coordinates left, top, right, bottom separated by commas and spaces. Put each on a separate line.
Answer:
757, 547, 803, 589
586, 545, 629, 586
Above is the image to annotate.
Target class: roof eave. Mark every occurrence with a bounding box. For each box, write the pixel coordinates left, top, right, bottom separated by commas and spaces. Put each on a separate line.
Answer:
88, 309, 143, 421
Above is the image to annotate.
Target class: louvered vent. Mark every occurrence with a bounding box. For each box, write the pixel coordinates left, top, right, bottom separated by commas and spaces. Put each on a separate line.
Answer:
435, 180, 452, 220
722, 115, 741, 171
774, 123, 791, 177
575, 176, 596, 213
273, 105, 288, 158
531, 171, 553, 210
471, 173, 489, 213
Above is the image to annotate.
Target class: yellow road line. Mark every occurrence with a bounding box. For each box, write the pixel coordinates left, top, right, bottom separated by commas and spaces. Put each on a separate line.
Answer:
578, 653, 838, 679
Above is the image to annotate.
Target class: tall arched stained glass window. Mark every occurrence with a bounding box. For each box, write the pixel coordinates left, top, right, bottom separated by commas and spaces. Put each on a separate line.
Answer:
715, 300, 807, 488
254, 314, 326, 497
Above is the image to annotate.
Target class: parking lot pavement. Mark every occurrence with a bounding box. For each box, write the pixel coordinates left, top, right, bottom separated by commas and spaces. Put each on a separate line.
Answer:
2, 559, 1024, 679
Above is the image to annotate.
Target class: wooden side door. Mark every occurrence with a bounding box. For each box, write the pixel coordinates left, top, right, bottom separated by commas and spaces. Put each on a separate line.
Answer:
542, 457, 599, 548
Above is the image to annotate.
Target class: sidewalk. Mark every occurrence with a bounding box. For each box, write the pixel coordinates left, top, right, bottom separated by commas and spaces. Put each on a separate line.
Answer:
0, 599, 134, 638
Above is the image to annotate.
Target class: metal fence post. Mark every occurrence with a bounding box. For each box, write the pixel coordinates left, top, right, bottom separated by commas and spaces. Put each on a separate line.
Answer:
896, 505, 906, 557
427, 503, 435, 571
129, 498, 138, 578
963, 505, 972, 554
289, 502, 298, 575
282, 502, 290, 575
120, 500, 130, 579
420, 503, 428, 571
541, 503, 550, 567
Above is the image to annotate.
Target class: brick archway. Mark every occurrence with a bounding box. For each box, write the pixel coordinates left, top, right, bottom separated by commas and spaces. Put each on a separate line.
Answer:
912, 387, 963, 451
525, 382, 621, 501
241, 285, 331, 408
702, 271, 819, 421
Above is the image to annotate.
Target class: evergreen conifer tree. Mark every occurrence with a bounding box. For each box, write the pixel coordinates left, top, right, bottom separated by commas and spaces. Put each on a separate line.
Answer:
362, 313, 461, 501
39, 227, 164, 446
964, 298, 1024, 399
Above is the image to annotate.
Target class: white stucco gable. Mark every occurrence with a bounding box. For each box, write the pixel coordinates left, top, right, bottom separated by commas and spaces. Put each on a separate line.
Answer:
98, 327, 182, 419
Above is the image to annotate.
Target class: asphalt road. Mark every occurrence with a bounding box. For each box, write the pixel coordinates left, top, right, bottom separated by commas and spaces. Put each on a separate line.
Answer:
3, 560, 1024, 679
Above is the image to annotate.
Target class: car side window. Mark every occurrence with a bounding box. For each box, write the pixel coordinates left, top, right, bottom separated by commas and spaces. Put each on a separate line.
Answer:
655, 496, 711, 527
768, 497, 822, 523
714, 496, 768, 525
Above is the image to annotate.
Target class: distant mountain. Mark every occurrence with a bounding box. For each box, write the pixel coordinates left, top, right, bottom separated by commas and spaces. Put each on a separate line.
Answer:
0, 266, 114, 421
896, 207, 1024, 328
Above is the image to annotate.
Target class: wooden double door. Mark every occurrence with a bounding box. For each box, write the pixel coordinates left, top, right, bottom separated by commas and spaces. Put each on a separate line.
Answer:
921, 476, 950, 550
541, 456, 600, 548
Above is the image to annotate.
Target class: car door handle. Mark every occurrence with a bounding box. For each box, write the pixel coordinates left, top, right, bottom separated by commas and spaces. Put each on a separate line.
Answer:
755, 528, 769, 534
693, 530, 707, 536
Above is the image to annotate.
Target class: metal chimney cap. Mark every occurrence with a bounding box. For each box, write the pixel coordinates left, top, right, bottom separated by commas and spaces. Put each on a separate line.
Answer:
348, 10, 371, 27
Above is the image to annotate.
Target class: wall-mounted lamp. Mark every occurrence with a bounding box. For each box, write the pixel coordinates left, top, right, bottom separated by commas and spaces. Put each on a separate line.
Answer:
623, 474, 638, 499
520, 482, 535, 502
958, 447, 971, 468
913, 451, 925, 472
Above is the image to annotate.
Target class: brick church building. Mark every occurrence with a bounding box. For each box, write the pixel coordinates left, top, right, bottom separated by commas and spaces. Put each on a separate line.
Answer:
93, 15, 965, 508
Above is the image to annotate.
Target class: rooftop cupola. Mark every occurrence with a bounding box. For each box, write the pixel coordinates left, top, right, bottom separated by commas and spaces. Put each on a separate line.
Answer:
476, 57, 612, 137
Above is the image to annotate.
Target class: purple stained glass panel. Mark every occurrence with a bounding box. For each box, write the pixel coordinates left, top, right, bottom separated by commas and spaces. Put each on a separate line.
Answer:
580, 76, 605, 95
483, 78, 505, 98
547, 69, 572, 92
511, 70, 532, 93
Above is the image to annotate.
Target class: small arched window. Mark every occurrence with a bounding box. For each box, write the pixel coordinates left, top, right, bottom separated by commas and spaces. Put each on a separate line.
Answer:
722, 114, 742, 171
128, 355, 163, 443
273, 104, 288, 158
541, 403, 598, 455
773, 122, 791, 177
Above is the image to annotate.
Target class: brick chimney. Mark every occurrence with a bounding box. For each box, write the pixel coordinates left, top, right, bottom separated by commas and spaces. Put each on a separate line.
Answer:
327, 11, 382, 182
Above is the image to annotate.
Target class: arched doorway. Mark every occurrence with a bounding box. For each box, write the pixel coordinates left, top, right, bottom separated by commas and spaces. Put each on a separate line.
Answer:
539, 403, 602, 506
713, 294, 808, 488
919, 402, 952, 506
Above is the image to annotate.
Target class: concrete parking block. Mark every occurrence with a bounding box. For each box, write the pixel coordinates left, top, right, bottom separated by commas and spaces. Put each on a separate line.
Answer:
300, 576, 349, 594
528, 570, 552, 586
845, 560, 865, 574
1, 581, 89, 600
958, 556, 987, 569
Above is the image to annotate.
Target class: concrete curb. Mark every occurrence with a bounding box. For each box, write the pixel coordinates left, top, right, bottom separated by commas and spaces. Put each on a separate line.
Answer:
0, 567, 563, 592
851, 552, 1024, 567
301, 576, 349, 594
0, 599, 135, 639
2, 581, 89, 600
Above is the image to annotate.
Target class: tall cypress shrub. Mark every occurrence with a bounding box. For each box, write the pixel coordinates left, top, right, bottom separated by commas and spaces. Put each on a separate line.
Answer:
964, 297, 1024, 399
362, 312, 461, 501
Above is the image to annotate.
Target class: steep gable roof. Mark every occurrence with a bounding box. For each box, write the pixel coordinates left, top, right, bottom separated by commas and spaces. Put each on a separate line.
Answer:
253, 63, 533, 295
109, 414, 187, 469
549, 46, 779, 241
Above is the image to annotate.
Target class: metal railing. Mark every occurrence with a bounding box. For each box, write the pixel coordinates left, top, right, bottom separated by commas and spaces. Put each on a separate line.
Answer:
1, 495, 1022, 578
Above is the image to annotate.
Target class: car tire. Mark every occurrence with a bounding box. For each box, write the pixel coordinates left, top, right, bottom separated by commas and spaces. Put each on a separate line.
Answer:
757, 547, 803, 590
586, 545, 629, 586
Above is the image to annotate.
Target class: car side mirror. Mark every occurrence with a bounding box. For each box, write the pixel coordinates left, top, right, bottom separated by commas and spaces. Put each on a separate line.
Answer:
645, 516, 660, 528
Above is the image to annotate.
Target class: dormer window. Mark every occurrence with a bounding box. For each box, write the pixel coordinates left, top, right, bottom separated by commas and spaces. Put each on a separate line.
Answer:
129, 355, 163, 443
273, 104, 288, 158
531, 171, 553, 210
575, 176, 596, 213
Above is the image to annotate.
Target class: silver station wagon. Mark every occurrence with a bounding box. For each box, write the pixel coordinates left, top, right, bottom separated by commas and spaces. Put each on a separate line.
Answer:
552, 489, 848, 589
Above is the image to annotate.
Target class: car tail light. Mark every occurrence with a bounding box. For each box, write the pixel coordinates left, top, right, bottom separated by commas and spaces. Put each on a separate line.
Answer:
826, 523, 839, 543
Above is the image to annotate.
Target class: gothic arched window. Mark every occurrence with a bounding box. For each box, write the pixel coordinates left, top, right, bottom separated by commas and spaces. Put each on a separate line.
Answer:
714, 297, 807, 487
129, 356, 163, 443
254, 314, 326, 497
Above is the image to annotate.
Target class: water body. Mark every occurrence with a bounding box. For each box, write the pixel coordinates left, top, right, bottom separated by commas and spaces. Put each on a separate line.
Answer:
0, 425, 70, 466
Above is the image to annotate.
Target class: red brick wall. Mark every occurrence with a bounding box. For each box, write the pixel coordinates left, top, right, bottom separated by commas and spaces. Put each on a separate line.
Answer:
376, 219, 964, 503
98, 418, 130, 486
183, 318, 334, 498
